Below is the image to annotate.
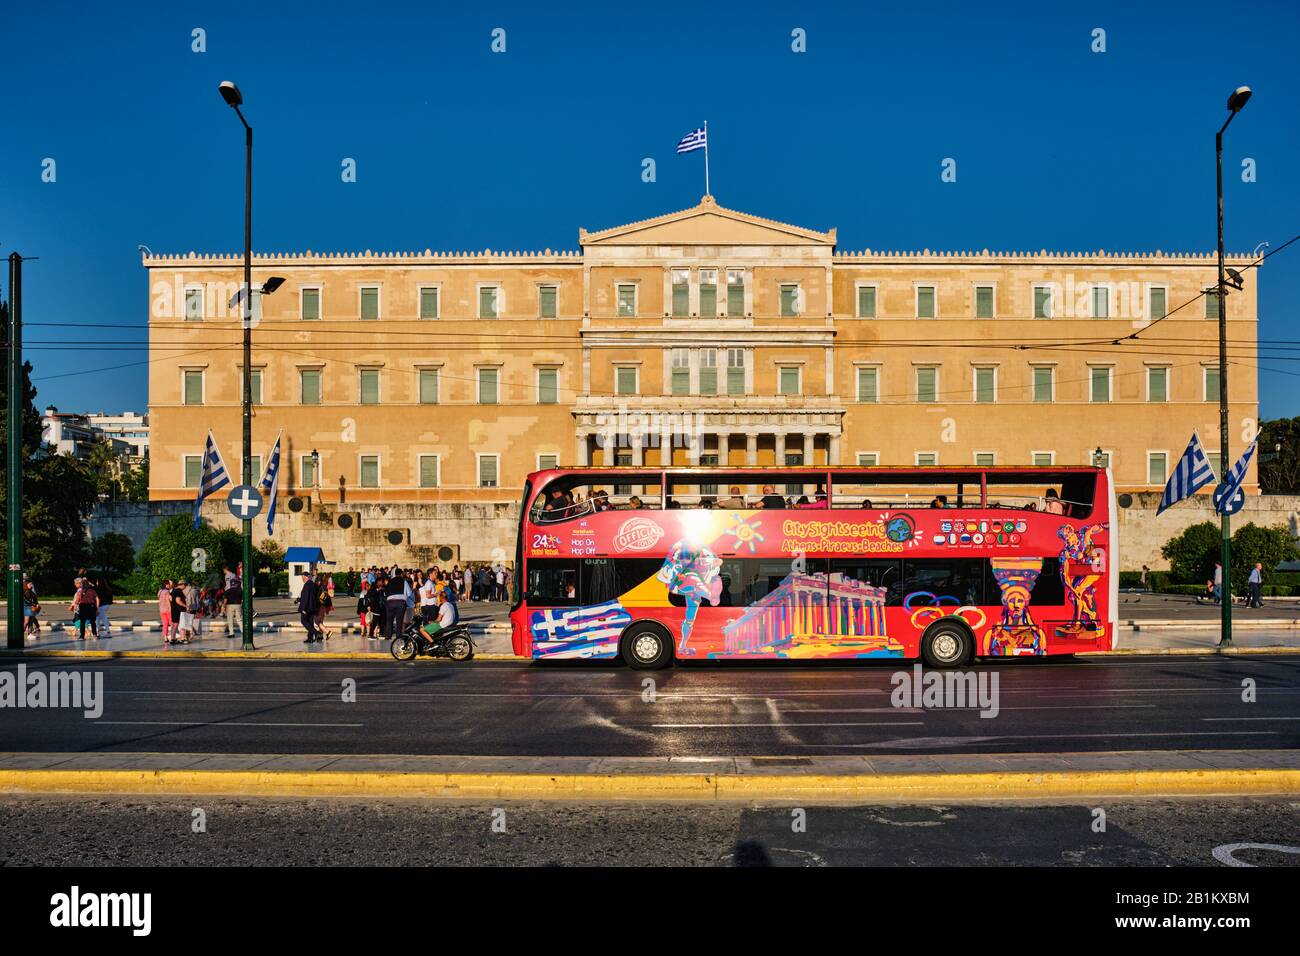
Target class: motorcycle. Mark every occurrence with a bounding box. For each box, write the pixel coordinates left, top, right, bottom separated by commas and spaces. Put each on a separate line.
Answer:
390, 617, 474, 662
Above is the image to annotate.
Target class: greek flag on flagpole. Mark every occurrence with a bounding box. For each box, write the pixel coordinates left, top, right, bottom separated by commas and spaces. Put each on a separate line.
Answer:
192, 430, 231, 528
676, 127, 706, 154
1216, 436, 1259, 514
1156, 432, 1217, 515
259, 430, 282, 535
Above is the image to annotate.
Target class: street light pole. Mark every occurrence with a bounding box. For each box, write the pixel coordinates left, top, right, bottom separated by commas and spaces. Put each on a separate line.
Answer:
5, 254, 23, 650
221, 80, 257, 651
1216, 85, 1252, 650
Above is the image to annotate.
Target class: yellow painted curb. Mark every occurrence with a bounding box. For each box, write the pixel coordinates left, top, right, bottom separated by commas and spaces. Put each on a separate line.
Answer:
1, 767, 1296, 801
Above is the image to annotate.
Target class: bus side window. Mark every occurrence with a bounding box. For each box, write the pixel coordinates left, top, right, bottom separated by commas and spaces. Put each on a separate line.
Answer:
527, 558, 580, 606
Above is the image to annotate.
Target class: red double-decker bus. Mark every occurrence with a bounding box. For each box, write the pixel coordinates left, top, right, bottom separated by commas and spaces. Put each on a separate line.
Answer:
509, 466, 1116, 669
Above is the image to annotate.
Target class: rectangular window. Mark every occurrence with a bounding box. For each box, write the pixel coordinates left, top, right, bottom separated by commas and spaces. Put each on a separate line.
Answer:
419, 368, 440, 404
478, 367, 499, 404
1092, 285, 1110, 318
1148, 452, 1168, 485
479, 286, 499, 319
778, 366, 800, 396
478, 455, 499, 488
300, 455, 317, 488
184, 455, 202, 488
249, 456, 262, 482
779, 284, 800, 317
727, 270, 745, 316
916, 285, 936, 318
301, 287, 321, 321
671, 349, 691, 396
617, 283, 636, 317
975, 286, 994, 319
699, 349, 717, 395
1034, 285, 1053, 318
856, 367, 879, 403
1149, 287, 1167, 321
359, 455, 379, 488
537, 367, 558, 404
671, 269, 689, 317
299, 369, 322, 403
699, 270, 717, 316
1032, 452, 1054, 467
857, 452, 879, 467
916, 452, 938, 466
538, 285, 557, 319
1205, 293, 1220, 319
916, 366, 937, 403
359, 368, 380, 405
1090, 367, 1112, 403
537, 454, 560, 471
974, 366, 996, 403
975, 452, 996, 467
857, 285, 877, 318
1204, 366, 1221, 402
616, 366, 638, 396
419, 287, 439, 319
1148, 366, 1168, 402
360, 287, 379, 320
182, 370, 204, 405
184, 287, 204, 321
727, 349, 746, 395
1032, 366, 1054, 403
248, 368, 263, 406
418, 455, 440, 488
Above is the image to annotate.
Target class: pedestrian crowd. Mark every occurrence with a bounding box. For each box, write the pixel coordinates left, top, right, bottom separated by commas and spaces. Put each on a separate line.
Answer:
158, 565, 244, 644
298, 564, 489, 643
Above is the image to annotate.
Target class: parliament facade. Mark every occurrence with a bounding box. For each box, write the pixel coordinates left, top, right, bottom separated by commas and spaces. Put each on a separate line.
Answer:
145, 195, 1259, 507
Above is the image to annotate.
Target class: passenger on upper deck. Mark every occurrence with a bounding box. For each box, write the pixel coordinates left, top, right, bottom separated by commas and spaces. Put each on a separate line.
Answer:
591, 489, 612, 512
1043, 489, 1066, 515
760, 485, 787, 509
720, 486, 747, 509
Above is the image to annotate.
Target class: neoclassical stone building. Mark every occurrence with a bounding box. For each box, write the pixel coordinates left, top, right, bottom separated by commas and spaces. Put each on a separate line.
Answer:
145, 195, 1259, 513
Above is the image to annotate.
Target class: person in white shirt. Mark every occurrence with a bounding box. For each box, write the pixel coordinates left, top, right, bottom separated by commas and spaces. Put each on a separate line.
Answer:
421, 598, 458, 636
418, 570, 438, 624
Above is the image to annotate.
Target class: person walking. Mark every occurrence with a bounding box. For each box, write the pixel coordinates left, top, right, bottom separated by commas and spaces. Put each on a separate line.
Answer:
1213, 562, 1223, 605
224, 570, 243, 637
22, 580, 42, 639
494, 565, 506, 602
93, 574, 114, 639
70, 577, 99, 641
365, 575, 387, 639
158, 579, 174, 643
1248, 563, 1264, 609
316, 573, 335, 639
172, 579, 193, 643
418, 569, 438, 625
384, 570, 411, 639
298, 572, 323, 643
463, 565, 472, 602
184, 578, 202, 639
346, 568, 357, 597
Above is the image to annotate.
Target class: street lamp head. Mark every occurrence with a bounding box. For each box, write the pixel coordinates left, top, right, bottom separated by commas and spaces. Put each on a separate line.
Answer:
218, 81, 244, 108
1226, 86, 1252, 113
261, 276, 286, 295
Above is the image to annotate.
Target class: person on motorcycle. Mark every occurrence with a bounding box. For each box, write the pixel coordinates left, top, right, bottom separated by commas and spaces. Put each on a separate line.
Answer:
420, 594, 459, 637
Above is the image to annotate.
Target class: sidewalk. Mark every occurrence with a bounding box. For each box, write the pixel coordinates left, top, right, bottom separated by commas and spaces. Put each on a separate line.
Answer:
2, 750, 1296, 801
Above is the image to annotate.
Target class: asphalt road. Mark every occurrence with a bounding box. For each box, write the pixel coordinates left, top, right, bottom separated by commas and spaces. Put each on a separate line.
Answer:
2, 793, 1296, 866
2, 655, 1297, 756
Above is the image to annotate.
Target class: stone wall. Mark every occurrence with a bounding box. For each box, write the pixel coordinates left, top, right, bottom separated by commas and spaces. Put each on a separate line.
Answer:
90, 493, 1300, 573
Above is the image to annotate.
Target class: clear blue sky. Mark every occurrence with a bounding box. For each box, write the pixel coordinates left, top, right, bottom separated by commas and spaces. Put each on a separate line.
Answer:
3, 0, 1297, 416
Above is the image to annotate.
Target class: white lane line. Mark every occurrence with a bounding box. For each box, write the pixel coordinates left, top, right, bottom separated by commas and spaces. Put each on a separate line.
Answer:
93, 720, 364, 728
1201, 716, 1300, 721
776, 704, 1159, 713
650, 721, 927, 728
800, 730, 1279, 746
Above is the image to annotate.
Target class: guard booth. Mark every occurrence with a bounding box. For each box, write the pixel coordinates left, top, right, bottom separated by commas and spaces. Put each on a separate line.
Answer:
285, 547, 328, 600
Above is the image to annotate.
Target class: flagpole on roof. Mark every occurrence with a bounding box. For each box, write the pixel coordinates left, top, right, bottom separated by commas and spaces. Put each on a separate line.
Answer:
704, 120, 710, 197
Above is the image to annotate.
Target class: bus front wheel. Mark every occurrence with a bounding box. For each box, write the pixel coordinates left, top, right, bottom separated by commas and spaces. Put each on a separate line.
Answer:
621, 622, 674, 670
921, 620, 972, 668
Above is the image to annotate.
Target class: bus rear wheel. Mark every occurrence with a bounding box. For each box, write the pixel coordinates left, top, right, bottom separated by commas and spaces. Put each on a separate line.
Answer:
621, 622, 674, 670
921, 620, 972, 668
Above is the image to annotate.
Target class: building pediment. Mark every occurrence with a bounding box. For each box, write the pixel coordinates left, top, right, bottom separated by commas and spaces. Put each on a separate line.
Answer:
580, 195, 836, 248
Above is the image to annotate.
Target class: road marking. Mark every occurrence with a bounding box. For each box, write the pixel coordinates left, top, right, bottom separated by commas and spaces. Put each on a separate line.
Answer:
1202, 716, 1300, 721
93, 720, 364, 728
1212, 843, 1300, 867
802, 730, 1279, 747
650, 721, 926, 728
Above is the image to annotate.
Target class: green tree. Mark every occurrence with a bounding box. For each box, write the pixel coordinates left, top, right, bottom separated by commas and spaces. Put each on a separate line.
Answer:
1230, 522, 1299, 592
136, 514, 241, 590
0, 310, 99, 592
1160, 521, 1221, 585
89, 532, 136, 584
1257, 418, 1300, 494
121, 458, 150, 502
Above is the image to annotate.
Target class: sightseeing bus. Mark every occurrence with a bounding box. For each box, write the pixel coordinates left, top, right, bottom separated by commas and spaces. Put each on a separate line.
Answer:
509, 466, 1116, 669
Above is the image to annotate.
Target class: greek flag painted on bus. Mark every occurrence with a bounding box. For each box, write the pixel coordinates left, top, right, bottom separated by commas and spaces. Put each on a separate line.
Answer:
529, 600, 632, 659
259, 430, 282, 535
1156, 432, 1217, 515
1216, 436, 1259, 514
192, 430, 231, 528
676, 127, 707, 154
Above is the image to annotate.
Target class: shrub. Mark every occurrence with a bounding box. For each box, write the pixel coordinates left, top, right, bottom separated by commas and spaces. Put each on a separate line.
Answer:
1161, 522, 1222, 585
89, 532, 136, 585
1230, 523, 1300, 592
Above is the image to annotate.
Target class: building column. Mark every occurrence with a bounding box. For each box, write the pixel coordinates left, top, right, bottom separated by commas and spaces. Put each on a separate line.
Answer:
829, 433, 841, 466
576, 433, 590, 467
631, 434, 644, 467
775, 432, 787, 467
746, 432, 758, 467
719, 432, 731, 468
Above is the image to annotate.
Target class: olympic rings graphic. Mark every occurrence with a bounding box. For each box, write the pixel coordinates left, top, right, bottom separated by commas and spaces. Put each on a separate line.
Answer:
903, 591, 987, 632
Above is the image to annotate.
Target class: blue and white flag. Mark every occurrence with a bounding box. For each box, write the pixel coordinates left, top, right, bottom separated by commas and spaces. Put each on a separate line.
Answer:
1157, 432, 1217, 515
259, 430, 282, 535
1216, 436, 1259, 514
676, 127, 707, 154
192, 430, 231, 528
